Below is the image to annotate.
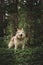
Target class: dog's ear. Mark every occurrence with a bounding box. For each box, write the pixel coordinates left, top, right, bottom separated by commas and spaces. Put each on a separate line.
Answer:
17, 28, 18, 30
22, 28, 23, 30
17, 28, 19, 31
17, 28, 23, 31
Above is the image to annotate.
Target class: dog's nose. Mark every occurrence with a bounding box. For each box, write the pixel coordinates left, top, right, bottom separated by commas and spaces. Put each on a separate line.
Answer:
20, 34, 22, 36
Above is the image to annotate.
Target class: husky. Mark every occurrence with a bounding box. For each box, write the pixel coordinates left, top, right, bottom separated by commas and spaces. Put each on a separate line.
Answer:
8, 28, 27, 50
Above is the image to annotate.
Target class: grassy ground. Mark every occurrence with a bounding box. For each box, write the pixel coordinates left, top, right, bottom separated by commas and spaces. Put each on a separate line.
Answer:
0, 46, 43, 65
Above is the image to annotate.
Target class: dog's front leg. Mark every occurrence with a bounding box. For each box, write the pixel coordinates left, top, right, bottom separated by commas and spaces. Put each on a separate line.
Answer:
22, 44, 25, 50
15, 44, 18, 51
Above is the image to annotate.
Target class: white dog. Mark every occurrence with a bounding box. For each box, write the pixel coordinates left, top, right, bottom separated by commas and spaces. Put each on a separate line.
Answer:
8, 28, 26, 50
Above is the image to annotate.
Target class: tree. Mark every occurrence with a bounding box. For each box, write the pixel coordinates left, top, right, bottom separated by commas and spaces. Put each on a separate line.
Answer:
0, 0, 5, 37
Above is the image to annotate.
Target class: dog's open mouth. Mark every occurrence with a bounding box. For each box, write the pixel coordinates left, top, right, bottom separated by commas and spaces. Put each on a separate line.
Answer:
17, 37, 24, 40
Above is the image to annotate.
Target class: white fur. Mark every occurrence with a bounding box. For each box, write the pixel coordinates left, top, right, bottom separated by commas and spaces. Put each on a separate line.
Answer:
8, 28, 26, 50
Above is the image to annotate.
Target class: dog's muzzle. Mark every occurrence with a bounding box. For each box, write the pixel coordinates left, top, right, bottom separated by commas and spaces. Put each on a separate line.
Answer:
20, 34, 22, 37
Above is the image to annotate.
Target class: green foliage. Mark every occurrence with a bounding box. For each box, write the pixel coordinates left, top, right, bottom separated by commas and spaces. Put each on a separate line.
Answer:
0, 48, 15, 65
0, 47, 43, 65
0, 38, 6, 48
6, 21, 13, 35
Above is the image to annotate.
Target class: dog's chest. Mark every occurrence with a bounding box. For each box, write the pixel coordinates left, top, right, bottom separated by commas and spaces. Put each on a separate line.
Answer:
14, 38, 25, 45
17, 39, 24, 44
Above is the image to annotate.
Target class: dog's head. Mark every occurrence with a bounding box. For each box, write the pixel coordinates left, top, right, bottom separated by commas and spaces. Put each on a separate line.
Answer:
16, 28, 25, 39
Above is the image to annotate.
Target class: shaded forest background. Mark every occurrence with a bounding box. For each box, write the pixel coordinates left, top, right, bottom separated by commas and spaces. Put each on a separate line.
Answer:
0, 0, 43, 65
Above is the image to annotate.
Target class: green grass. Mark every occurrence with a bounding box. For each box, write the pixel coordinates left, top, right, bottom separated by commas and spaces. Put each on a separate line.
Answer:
0, 47, 43, 65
